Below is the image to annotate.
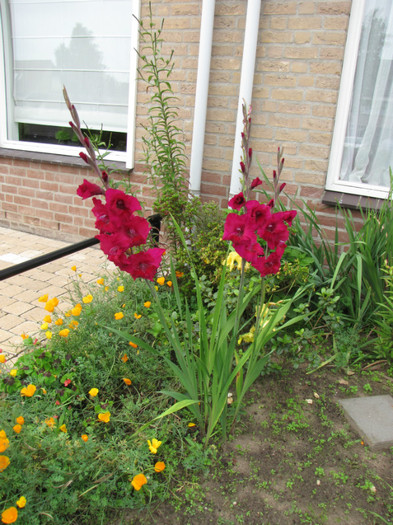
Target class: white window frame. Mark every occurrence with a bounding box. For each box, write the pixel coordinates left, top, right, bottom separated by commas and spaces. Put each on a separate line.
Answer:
326, 0, 390, 199
0, 0, 140, 169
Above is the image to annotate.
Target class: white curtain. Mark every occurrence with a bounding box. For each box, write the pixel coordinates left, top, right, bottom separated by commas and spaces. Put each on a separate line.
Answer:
8, 0, 132, 133
340, 0, 393, 188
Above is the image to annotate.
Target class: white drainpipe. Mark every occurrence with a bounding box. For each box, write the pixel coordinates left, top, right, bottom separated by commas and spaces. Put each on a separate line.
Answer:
189, 0, 216, 195
229, 0, 262, 197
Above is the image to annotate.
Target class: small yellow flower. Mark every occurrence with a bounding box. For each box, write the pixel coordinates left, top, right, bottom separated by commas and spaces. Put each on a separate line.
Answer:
1, 506, 17, 524
121, 354, 129, 362
157, 277, 165, 286
131, 473, 147, 491
144, 301, 151, 308
117, 285, 124, 292
0, 436, 9, 453
154, 286, 158, 291
45, 331, 52, 339
0, 455, 10, 472
0, 355, 5, 364
16, 496, 26, 509
123, 378, 132, 386
88, 388, 99, 397
154, 461, 166, 473
188, 422, 196, 427
10, 369, 17, 377
59, 329, 70, 338
38, 294, 48, 303
69, 320, 79, 330
104, 286, 109, 292
55, 318, 63, 326
16, 417, 24, 426
71, 304, 82, 316
82, 294, 93, 304
44, 297, 59, 312
98, 411, 110, 423
13, 424, 22, 434
129, 342, 137, 349
20, 384, 36, 397
43, 315, 52, 323
59, 424, 67, 433
40, 322, 48, 330
115, 312, 124, 320
134, 313, 141, 319
81, 434, 88, 442
20, 333, 28, 340
147, 438, 162, 454
96, 278, 105, 285
45, 417, 55, 428
71, 265, 77, 271
166, 281, 173, 287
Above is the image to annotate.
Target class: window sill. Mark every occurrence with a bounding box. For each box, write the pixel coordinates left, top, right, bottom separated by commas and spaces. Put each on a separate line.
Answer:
0, 147, 130, 172
322, 190, 386, 211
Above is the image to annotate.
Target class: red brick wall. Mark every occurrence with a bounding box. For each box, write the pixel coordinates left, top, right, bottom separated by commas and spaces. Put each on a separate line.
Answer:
0, 0, 363, 243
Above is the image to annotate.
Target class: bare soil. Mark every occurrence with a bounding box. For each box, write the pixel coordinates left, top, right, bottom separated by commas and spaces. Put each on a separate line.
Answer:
128, 365, 393, 524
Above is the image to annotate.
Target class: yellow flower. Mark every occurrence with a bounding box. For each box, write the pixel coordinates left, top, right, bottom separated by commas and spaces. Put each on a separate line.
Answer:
45, 331, 52, 339
121, 353, 129, 362
154, 461, 166, 473
134, 313, 141, 320
188, 422, 196, 427
156, 277, 165, 286
0, 437, 9, 453
16, 417, 24, 426
40, 322, 48, 330
131, 473, 147, 491
10, 369, 17, 377
71, 265, 77, 271
82, 294, 93, 304
20, 384, 36, 397
115, 312, 124, 320
20, 333, 28, 340
16, 496, 26, 509
38, 294, 48, 303
13, 424, 22, 434
104, 286, 109, 292
1, 506, 17, 524
81, 434, 88, 442
55, 318, 63, 326
41, 388, 47, 394
143, 301, 151, 308
45, 417, 55, 428
43, 315, 52, 323
69, 320, 79, 330
59, 329, 70, 338
117, 285, 124, 292
98, 412, 110, 423
88, 388, 99, 397
71, 304, 82, 316
154, 286, 158, 291
0, 430, 6, 438
147, 438, 162, 454
166, 281, 173, 287
96, 277, 105, 285
123, 378, 132, 386
59, 424, 67, 433
0, 355, 5, 364
44, 297, 59, 312
0, 455, 10, 472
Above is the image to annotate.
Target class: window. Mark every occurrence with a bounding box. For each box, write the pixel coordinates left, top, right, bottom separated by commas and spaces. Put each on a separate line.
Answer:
326, 0, 393, 199
0, 0, 140, 168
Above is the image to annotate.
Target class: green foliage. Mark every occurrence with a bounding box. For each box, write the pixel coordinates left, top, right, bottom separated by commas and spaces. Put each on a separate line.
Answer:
372, 263, 393, 362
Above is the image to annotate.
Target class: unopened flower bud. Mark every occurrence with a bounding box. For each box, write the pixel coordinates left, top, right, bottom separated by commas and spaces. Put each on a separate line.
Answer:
84, 136, 91, 148
79, 152, 89, 164
279, 183, 286, 193
248, 148, 252, 161
240, 161, 246, 173
102, 171, 108, 183
273, 170, 277, 180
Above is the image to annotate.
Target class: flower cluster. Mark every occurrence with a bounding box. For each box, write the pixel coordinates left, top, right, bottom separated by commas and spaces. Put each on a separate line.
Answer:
0, 429, 27, 523
223, 194, 296, 277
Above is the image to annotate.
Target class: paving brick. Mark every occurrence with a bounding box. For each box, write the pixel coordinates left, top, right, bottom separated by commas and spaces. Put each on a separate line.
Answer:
3, 301, 34, 316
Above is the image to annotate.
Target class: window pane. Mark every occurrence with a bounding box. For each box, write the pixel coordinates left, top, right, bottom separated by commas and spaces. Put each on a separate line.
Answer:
340, 0, 393, 188
7, 0, 133, 139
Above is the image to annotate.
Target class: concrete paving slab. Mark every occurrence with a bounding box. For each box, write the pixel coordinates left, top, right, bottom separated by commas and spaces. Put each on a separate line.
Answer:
339, 395, 393, 450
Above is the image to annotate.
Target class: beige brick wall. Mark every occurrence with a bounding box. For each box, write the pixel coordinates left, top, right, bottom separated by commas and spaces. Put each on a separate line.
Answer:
0, 0, 362, 242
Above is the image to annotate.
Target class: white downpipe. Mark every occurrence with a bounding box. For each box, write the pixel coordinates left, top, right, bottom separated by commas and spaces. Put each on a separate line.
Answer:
229, 0, 261, 197
189, 0, 216, 195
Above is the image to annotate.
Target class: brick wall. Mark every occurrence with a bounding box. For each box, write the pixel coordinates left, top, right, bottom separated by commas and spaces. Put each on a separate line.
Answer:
0, 0, 359, 243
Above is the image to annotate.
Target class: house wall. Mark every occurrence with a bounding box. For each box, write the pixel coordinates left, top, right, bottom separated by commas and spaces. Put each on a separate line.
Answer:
0, 0, 355, 243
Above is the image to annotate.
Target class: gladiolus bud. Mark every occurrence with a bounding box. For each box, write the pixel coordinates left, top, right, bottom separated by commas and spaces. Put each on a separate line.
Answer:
240, 161, 246, 173
102, 171, 108, 183
84, 136, 91, 148
279, 183, 286, 193
79, 152, 89, 164
248, 147, 252, 160
273, 170, 277, 180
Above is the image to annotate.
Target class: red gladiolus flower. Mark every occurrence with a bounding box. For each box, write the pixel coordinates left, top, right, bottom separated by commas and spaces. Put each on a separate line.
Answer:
228, 192, 246, 210
250, 177, 263, 189
121, 215, 151, 247
245, 201, 270, 229
258, 214, 289, 251
123, 248, 165, 281
234, 241, 264, 264
253, 246, 285, 277
223, 214, 256, 245
92, 198, 111, 230
77, 179, 104, 200
105, 188, 141, 226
